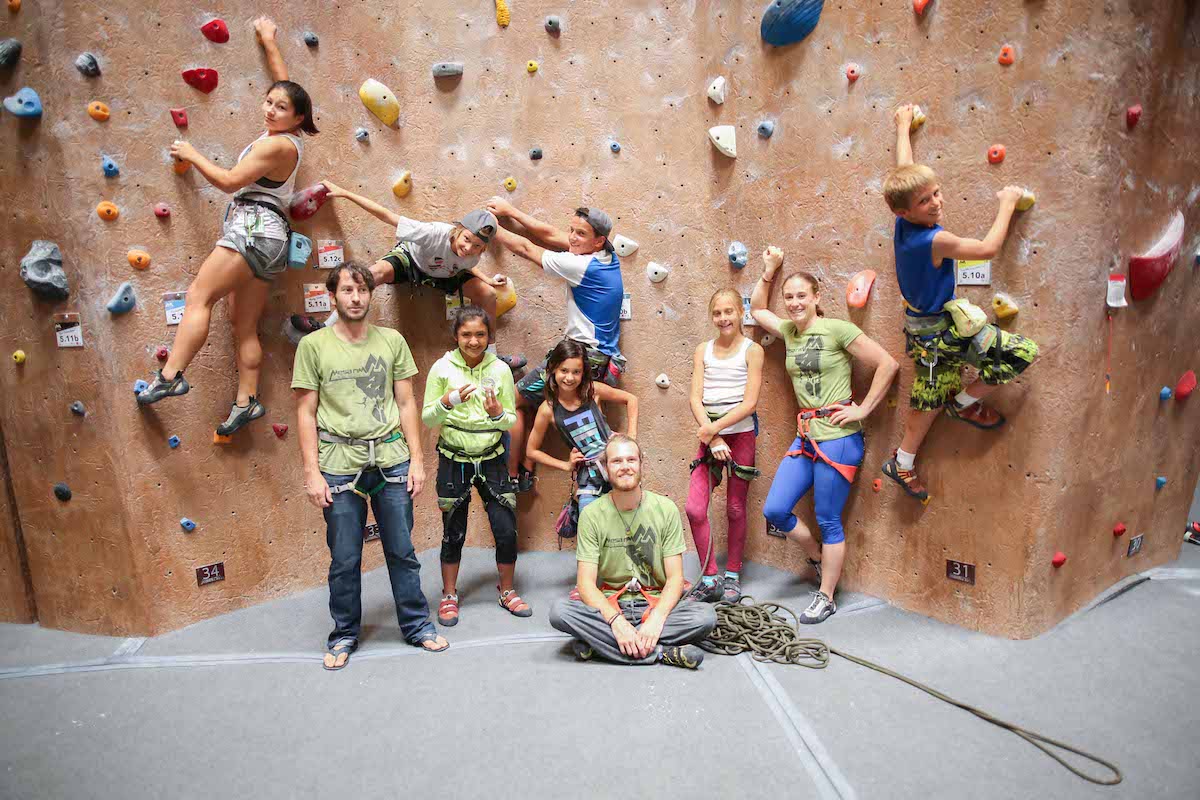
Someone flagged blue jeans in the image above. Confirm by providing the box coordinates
[762,433,864,545]
[322,462,435,647]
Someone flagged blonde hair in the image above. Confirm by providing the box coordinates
[708,287,743,317]
[883,164,938,211]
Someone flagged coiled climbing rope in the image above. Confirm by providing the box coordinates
[700,597,1123,786]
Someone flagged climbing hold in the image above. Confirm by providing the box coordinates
[133,379,148,394]
[997,45,1015,66]
[432,62,464,78]
[845,63,861,82]
[503,176,518,192]
[127,249,151,270]
[761,334,776,347]
[727,241,749,268]
[526,60,539,74]
[1126,104,1142,130]
[12,350,25,364]
[992,292,1019,319]
[913,0,932,14]
[106,281,136,315]
[173,157,191,175]
[101,156,120,178]
[872,478,882,493]
[181,68,219,93]
[392,171,412,199]
[354,127,369,142]
[3,87,42,117]
[170,107,188,128]
[358,78,400,127]
[155,346,169,361]
[1129,210,1184,300]
[987,144,1005,164]
[213,432,232,444]
[545,15,561,33]
[760,0,825,47]
[757,120,775,138]
[272,423,289,438]
[1175,370,1196,399]
[20,240,68,300]
[7,0,17,11]
[529,147,543,160]
[495,278,518,317]
[1156,476,1167,490]
[0,38,20,70]
[289,183,331,220]
[1159,386,1173,401]
[53,483,72,502]
[609,141,621,153]
[303,31,319,47]
[69,401,85,416]
[708,125,737,158]
[1051,551,1067,568]
[180,517,197,532]
[74,52,101,77]
[495,0,511,27]
[612,235,639,258]
[168,435,181,449]
[846,270,877,309]
[87,101,110,121]
[288,233,312,268]
[1113,522,1126,537]
[707,76,727,104]
[1016,189,1036,211]
[200,19,229,44]
[646,262,669,283]
[154,203,171,218]
[655,373,671,389]
[910,105,926,132]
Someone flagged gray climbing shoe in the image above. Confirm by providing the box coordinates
[137,370,189,406]
[687,578,723,603]
[799,590,837,625]
[660,644,705,669]
[216,396,265,436]
[571,639,595,661]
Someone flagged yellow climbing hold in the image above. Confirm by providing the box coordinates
[494,0,510,27]
[1016,189,1036,212]
[12,350,26,364]
[495,278,517,317]
[910,105,927,132]
[503,176,517,192]
[127,249,152,270]
[358,78,400,128]
[992,292,1019,320]
[392,170,412,199]
[87,101,110,121]
[526,60,539,74]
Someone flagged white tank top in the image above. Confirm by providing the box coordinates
[702,337,755,435]
[232,131,303,209]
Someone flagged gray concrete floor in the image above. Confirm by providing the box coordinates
[2,543,1198,800]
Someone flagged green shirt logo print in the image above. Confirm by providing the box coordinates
[354,353,391,424]
[794,337,824,397]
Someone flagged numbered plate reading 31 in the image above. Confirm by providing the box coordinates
[946,559,976,585]
[196,561,226,587]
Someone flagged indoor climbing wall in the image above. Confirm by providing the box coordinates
[1,1,1197,637]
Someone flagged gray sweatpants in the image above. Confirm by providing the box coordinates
[549,597,717,665]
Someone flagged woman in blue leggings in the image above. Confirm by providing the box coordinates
[750,247,898,623]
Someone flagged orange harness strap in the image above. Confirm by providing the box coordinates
[602,579,659,623]
[785,399,859,484]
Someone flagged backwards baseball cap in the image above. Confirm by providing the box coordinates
[458,209,498,243]
[575,206,614,252]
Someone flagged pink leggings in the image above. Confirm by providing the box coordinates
[685,430,757,576]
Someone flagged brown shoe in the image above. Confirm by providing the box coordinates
[881,452,929,502]
[944,401,1005,430]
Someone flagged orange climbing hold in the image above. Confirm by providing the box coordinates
[96,201,119,221]
[872,478,882,493]
[87,101,110,121]
[213,432,233,445]
[173,157,191,175]
[913,0,931,15]
[127,250,151,270]
[7,0,19,12]
[998,45,1015,66]
[987,144,1006,164]
[846,270,876,308]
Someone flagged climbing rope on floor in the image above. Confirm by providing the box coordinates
[701,597,1123,786]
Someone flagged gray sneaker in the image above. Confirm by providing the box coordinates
[136,370,190,405]
[687,578,724,603]
[799,590,836,624]
[216,396,266,436]
[660,644,705,669]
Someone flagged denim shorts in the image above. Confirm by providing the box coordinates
[216,202,289,281]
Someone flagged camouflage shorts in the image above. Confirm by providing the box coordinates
[907,326,1039,410]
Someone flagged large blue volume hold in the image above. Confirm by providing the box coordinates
[760,0,825,47]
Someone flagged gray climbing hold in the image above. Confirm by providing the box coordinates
[74,52,101,77]
[545,15,561,33]
[106,281,136,315]
[432,61,464,78]
[354,127,369,142]
[757,120,775,138]
[20,240,68,300]
[54,482,72,502]
[0,38,21,70]
[69,401,86,416]
[530,147,543,160]
[101,156,119,178]
[610,141,621,153]
[728,241,748,268]
[303,31,319,47]
[3,87,41,117]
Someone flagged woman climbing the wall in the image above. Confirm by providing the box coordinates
[136,17,318,436]
[751,247,899,624]
[685,289,765,605]
[421,305,530,626]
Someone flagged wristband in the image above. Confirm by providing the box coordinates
[607,613,621,627]
[448,390,464,407]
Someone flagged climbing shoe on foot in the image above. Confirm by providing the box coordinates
[722,575,742,603]
[216,396,266,436]
[498,353,528,372]
[289,313,326,336]
[136,370,189,406]
[806,558,823,584]
[660,644,705,669]
[944,401,1005,430]
[571,639,595,661]
[687,578,723,603]
[799,590,837,625]
[881,452,929,502]
[515,465,537,494]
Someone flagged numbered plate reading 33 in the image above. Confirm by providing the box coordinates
[946,559,976,585]
[956,260,991,286]
[196,561,226,587]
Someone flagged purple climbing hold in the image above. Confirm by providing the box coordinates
[288,183,331,221]
[0,38,21,70]
[74,51,101,77]
[53,482,72,502]
[20,240,68,300]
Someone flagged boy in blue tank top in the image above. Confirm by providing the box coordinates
[879,104,1039,502]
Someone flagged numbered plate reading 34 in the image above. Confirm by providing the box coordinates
[946,559,976,585]
[196,561,226,587]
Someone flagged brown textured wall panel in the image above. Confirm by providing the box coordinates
[0,1,1195,637]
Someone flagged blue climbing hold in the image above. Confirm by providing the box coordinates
[757,120,776,138]
[168,435,181,449]
[1159,386,1173,401]
[610,141,621,153]
[288,232,312,269]
[354,127,369,142]
[728,241,749,268]
[3,87,42,117]
[530,147,543,160]
[1155,476,1167,490]
[133,379,148,394]
[101,156,119,178]
[760,0,825,47]
[107,281,136,315]
[180,517,196,532]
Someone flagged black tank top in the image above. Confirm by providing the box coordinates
[552,397,611,494]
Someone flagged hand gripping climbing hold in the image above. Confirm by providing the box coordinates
[612,235,639,258]
[708,125,737,158]
[180,518,197,532]
[133,379,148,394]
[1175,370,1196,399]
[432,62,464,78]
[354,127,369,142]
[106,282,136,315]
[545,15,561,34]
[757,120,775,138]
[74,52,101,77]
[655,373,671,389]
[494,0,510,27]
[54,483,72,502]
[182,68,219,93]
[1126,104,1142,129]
[0,38,20,70]
[168,435,181,448]
[1156,476,1167,490]
[1113,522,1126,537]
[289,183,331,221]
[170,108,188,127]
[910,105,927,132]
[526,60,539,74]
[272,423,289,438]
[991,292,1019,319]
[610,141,621,153]
[96,201,119,221]
[156,346,169,361]
[201,19,229,43]
[70,401,86,416]
[3,87,42,117]
[1016,189,1036,211]
[392,171,412,199]
[304,32,319,47]
[12,350,25,364]
[1051,551,1067,568]
[846,270,877,309]
[154,203,170,218]
[289,233,312,268]
[101,156,119,178]
[913,0,932,15]
[88,101,110,121]
[845,63,861,82]
[173,157,191,175]
[503,176,518,192]
[358,78,399,127]
[495,278,517,317]
[987,144,1005,164]
[646,262,669,283]
[997,45,1015,66]
[707,76,727,104]
[20,240,68,300]
[760,0,825,47]
[1129,210,1184,300]
[727,241,749,268]
[128,249,152,270]
[529,147,543,160]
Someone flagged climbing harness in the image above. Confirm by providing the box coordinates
[784,400,859,484]
[435,422,507,462]
[689,450,761,487]
[904,309,1003,388]
[603,578,662,624]
[318,429,406,499]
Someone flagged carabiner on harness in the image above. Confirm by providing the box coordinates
[319,429,406,500]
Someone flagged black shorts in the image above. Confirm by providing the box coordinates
[382,242,473,295]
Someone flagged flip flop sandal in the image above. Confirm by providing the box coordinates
[437,594,460,627]
[323,637,357,671]
[498,588,533,618]
[944,401,1006,430]
[412,631,449,653]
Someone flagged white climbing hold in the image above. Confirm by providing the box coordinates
[727,241,748,268]
[655,373,671,389]
[613,234,639,258]
[761,334,777,347]
[707,76,727,104]
[646,262,668,283]
[708,125,737,158]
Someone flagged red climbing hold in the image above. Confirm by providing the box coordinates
[272,423,289,438]
[154,203,171,218]
[1051,551,1067,568]
[182,68,219,94]
[1112,522,1127,538]
[201,19,229,44]
[872,478,882,493]
[1176,370,1196,399]
[913,0,932,15]
[997,45,1015,66]
[289,183,331,221]
[987,144,1006,164]
[845,63,860,82]
[156,346,169,361]
[170,107,188,128]
[1125,104,1142,129]
[1129,210,1184,300]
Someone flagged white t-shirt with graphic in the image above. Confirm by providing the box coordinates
[540,249,624,356]
[394,217,481,279]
